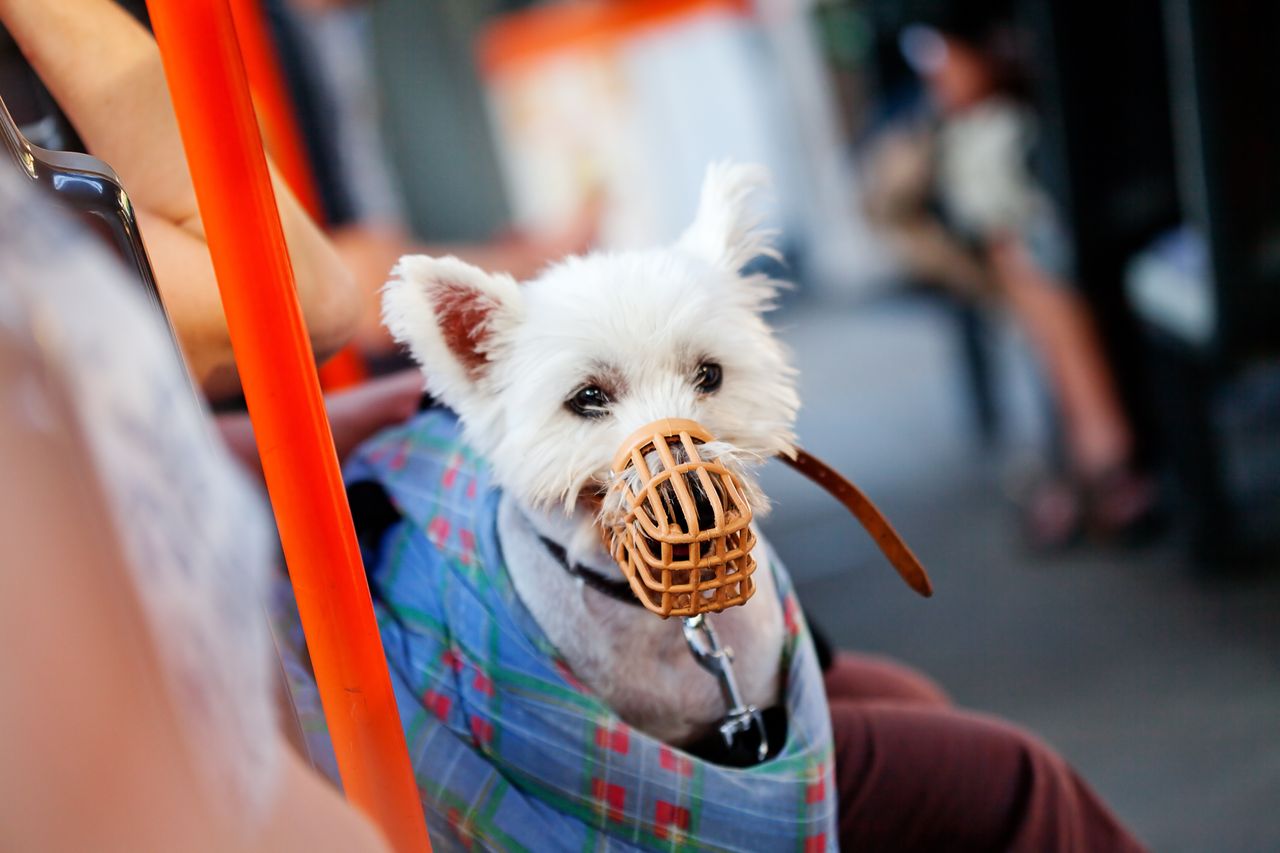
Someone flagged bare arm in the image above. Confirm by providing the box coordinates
[0,0,359,396]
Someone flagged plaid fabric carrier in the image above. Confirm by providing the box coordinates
[284,409,836,852]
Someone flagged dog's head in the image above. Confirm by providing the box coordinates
[383,163,799,555]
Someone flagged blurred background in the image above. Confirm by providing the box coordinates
[4,0,1278,849]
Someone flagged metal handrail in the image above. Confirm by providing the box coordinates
[0,94,164,317]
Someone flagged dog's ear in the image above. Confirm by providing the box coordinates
[382,255,522,392]
[677,161,779,274]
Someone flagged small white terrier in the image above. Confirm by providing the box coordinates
[382,162,800,745]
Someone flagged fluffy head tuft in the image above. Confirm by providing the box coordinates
[677,160,781,275]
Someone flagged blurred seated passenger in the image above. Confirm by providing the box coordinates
[1,0,430,465]
[0,170,390,853]
[0,0,359,400]
[862,8,1156,547]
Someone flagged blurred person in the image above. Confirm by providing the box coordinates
[0,0,431,464]
[0,0,361,400]
[862,6,1157,547]
[1,0,592,394]
[0,169,391,852]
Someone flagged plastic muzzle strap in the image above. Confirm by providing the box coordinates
[604,419,757,618]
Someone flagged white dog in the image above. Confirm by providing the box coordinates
[382,162,800,747]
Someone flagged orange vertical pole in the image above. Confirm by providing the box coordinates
[145,2,430,850]
[227,0,368,390]
[226,0,325,222]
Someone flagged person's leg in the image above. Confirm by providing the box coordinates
[823,652,951,707]
[830,701,1146,852]
[989,240,1157,541]
[989,240,1133,479]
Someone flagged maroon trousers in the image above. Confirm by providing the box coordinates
[824,654,1147,852]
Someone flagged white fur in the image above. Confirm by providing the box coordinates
[678,160,781,274]
[383,162,800,744]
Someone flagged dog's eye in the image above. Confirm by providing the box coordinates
[694,362,723,394]
[566,385,612,418]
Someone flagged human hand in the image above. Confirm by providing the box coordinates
[323,369,425,462]
[216,370,425,477]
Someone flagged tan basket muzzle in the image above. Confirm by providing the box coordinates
[603,418,757,618]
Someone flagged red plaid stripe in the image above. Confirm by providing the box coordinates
[442,453,462,488]
[806,763,826,803]
[654,800,691,839]
[595,723,630,754]
[470,715,493,744]
[472,670,494,696]
[659,745,694,776]
[422,689,451,720]
[591,778,626,823]
[427,515,451,547]
[446,807,474,850]
[554,659,587,691]
[458,527,476,564]
[784,595,800,636]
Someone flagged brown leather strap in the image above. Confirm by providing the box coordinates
[780,449,933,598]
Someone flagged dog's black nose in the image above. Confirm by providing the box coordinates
[660,471,719,534]
[642,438,727,535]
[691,478,719,531]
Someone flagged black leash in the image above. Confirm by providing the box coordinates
[538,535,643,608]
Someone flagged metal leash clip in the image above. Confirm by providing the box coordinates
[681,614,769,763]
